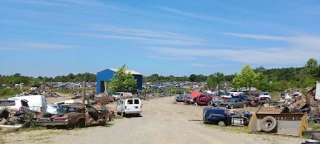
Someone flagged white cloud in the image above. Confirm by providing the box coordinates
[146,43,320,65]
[0,42,76,50]
[93,25,206,42]
[158,6,240,25]
[189,63,226,68]
[220,32,320,51]
[72,32,209,46]
[24,42,75,49]
[220,33,287,41]
[147,55,196,60]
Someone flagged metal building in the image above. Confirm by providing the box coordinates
[96,68,143,94]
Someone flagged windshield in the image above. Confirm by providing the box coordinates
[226,99,235,102]
[114,92,122,95]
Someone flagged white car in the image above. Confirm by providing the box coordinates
[0,99,31,115]
[116,98,142,117]
[9,95,47,113]
[259,92,271,99]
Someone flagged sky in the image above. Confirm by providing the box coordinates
[0,0,319,77]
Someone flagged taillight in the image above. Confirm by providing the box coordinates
[55,117,67,120]
[125,106,127,109]
[18,107,24,112]
[140,106,142,109]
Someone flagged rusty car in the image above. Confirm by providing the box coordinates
[35,104,112,129]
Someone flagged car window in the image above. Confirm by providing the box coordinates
[86,106,97,113]
[226,99,234,102]
[21,100,29,107]
[134,99,140,104]
[0,100,15,106]
[127,99,133,104]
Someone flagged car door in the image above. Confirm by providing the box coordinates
[234,99,239,108]
[116,100,121,112]
[125,99,134,112]
[238,99,243,107]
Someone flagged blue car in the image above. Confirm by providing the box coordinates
[203,107,252,126]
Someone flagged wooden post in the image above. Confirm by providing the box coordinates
[82,81,85,104]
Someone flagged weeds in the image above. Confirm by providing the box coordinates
[202,122,248,133]
[309,121,320,131]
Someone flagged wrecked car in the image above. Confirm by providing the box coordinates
[209,97,224,107]
[0,99,32,125]
[218,98,248,109]
[175,94,187,102]
[203,107,252,126]
[35,104,112,129]
[196,94,211,105]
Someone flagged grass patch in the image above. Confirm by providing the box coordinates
[0,132,5,144]
[270,91,281,101]
[114,115,124,119]
[309,121,320,131]
[202,122,248,133]
[56,89,74,94]
[18,126,46,133]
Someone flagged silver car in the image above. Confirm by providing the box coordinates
[46,104,60,114]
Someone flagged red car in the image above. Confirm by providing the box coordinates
[196,95,211,105]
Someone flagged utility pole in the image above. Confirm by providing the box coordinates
[82,81,85,104]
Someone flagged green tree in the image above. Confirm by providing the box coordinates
[234,65,260,95]
[108,64,137,92]
[207,72,225,95]
[305,58,318,69]
[189,74,196,82]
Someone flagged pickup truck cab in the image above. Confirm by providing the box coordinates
[116,98,142,117]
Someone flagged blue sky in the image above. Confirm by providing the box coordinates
[0,0,319,77]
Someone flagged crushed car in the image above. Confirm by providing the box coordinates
[203,107,252,126]
[35,104,113,129]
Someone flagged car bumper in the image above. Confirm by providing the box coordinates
[35,120,68,126]
[124,110,142,114]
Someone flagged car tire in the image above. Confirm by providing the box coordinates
[76,119,86,128]
[229,105,234,109]
[260,116,277,132]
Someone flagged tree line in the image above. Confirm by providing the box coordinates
[1,58,319,92]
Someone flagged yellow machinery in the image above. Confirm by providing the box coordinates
[248,102,309,137]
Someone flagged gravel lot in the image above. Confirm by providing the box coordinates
[3,96,304,144]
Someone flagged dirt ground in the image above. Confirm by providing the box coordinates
[2,96,304,144]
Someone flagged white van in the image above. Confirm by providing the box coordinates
[9,95,47,113]
[116,98,142,117]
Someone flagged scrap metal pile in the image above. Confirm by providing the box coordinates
[248,86,320,137]
[0,106,33,133]
[20,85,61,98]
[136,87,184,100]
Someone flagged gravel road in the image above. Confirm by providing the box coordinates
[4,96,304,144]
